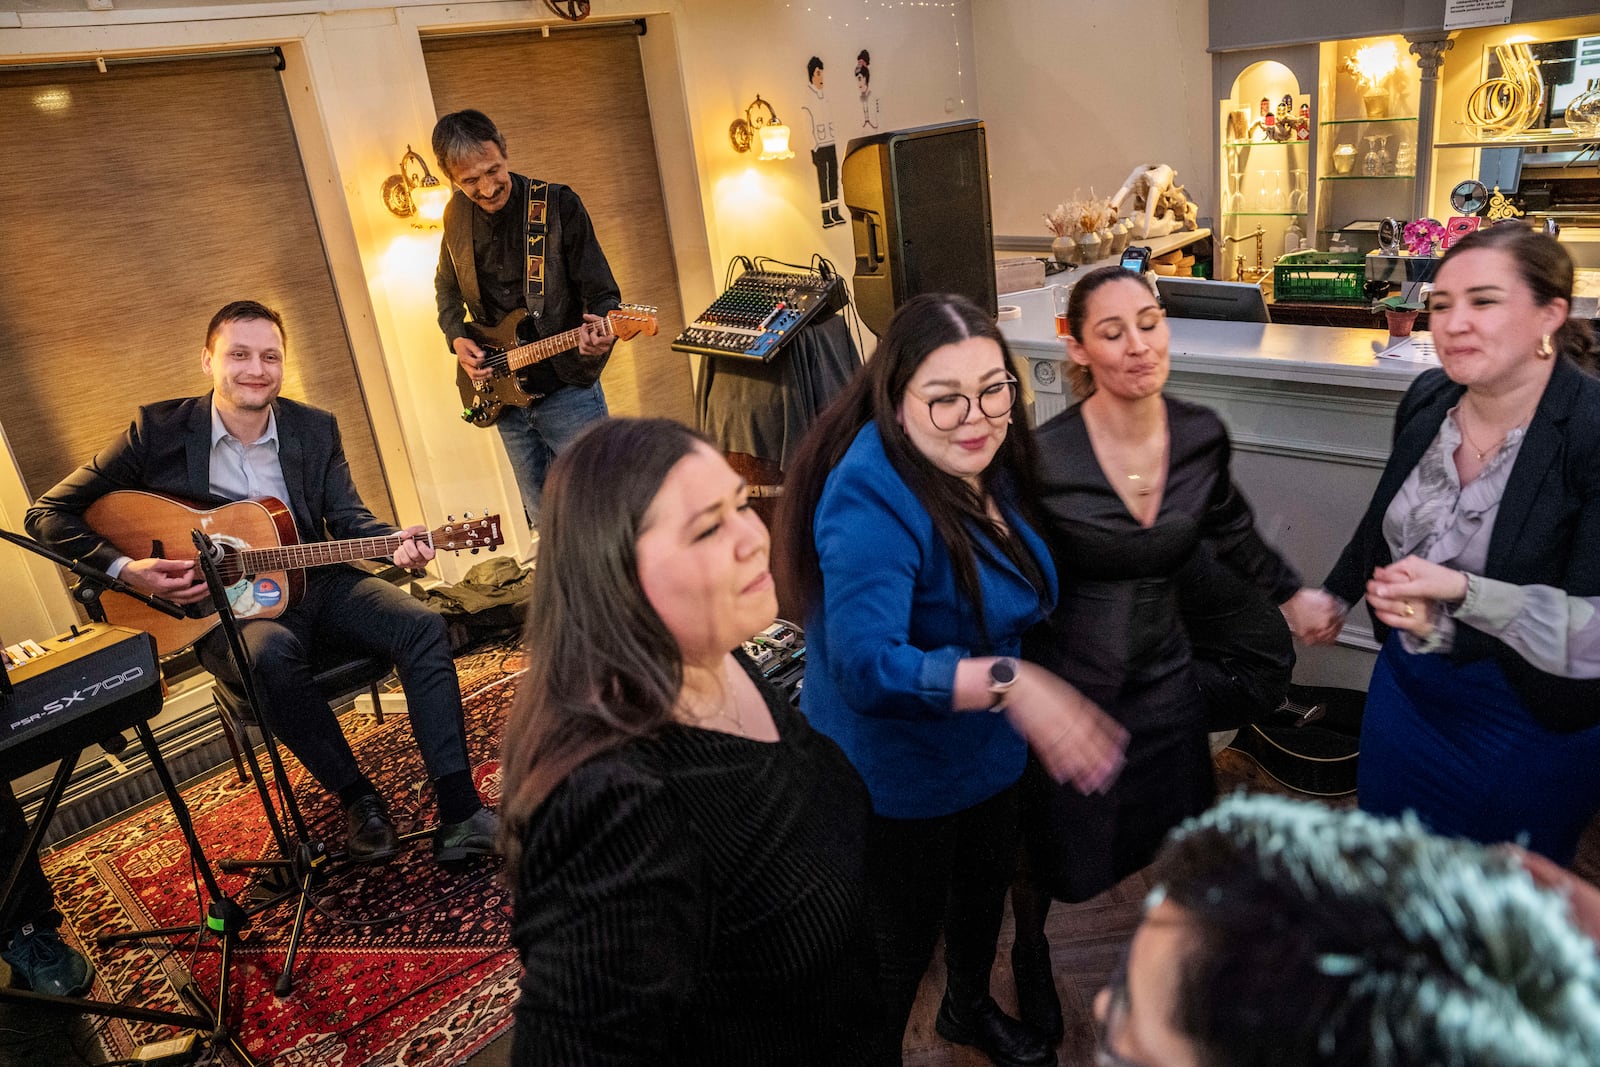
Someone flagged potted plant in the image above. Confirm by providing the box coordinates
[1374,293,1425,337]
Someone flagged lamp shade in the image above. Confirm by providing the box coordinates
[413,180,451,221]
[758,122,795,161]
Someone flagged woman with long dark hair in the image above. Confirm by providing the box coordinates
[499,417,880,1065]
[1302,223,1600,864]
[777,292,1126,1067]
[1009,266,1319,1044]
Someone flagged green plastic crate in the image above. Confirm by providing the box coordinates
[1272,251,1366,304]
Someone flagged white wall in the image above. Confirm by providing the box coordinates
[972,0,1214,238]
[667,0,981,276]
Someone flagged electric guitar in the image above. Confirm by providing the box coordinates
[82,491,504,655]
[458,304,659,428]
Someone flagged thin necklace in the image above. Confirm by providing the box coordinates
[684,660,744,734]
[1458,402,1531,462]
[1457,420,1503,462]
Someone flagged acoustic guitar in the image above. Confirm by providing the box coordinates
[458,304,659,428]
[82,491,504,655]
[1226,687,1362,798]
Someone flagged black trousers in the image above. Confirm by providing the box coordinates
[197,566,471,799]
[866,785,1020,1064]
[1,780,57,937]
[812,144,840,204]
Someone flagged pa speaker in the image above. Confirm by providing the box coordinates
[842,120,996,336]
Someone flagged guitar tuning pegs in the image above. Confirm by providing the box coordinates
[464,511,474,519]
[471,547,480,554]
[447,515,455,523]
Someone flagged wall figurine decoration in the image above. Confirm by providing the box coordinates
[802,56,844,229]
[855,50,880,131]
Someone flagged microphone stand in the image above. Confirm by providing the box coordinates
[179,528,356,998]
[0,527,188,624]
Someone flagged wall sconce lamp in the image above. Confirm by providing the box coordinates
[729,95,795,161]
[380,144,452,223]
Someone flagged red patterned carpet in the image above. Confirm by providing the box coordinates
[42,637,527,1065]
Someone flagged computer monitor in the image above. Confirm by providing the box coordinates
[1156,277,1270,323]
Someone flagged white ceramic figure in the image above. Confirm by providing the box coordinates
[1109,163,1196,239]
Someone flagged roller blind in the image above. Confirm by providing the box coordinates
[423,25,693,422]
[0,53,395,525]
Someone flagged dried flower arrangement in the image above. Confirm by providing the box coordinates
[1044,204,1072,238]
[1044,190,1115,240]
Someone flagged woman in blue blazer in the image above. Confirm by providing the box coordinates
[778,293,1126,1067]
[1303,224,1600,864]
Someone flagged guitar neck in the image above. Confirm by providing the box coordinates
[503,323,588,372]
[239,532,413,574]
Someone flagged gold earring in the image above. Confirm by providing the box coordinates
[1539,333,1555,359]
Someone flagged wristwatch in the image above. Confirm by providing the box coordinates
[987,657,1020,711]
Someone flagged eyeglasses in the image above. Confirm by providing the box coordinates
[1095,947,1153,1067]
[918,377,1019,431]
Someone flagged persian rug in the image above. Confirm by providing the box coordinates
[42,637,527,1065]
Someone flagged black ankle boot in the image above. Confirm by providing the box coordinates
[1011,936,1064,1044]
[935,991,1057,1067]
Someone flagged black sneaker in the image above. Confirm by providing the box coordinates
[345,793,399,864]
[935,991,1056,1067]
[2,922,94,997]
[433,807,499,862]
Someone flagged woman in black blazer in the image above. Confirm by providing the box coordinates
[1304,224,1600,864]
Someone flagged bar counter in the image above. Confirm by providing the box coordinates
[998,283,1432,691]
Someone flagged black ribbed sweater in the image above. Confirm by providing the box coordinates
[509,663,881,1065]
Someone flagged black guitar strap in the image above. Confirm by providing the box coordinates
[523,179,550,326]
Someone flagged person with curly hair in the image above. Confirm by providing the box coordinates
[1099,792,1600,1067]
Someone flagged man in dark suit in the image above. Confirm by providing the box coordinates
[25,300,496,864]
[432,108,622,529]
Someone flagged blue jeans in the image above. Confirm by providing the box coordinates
[494,381,608,528]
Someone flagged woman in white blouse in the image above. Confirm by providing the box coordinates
[1300,223,1600,864]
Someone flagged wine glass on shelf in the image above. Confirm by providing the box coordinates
[1253,169,1268,212]
[1227,164,1245,214]
[1268,170,1286,212]
[1362,136,1382,177]
[1287,168,1308,213]
[1376,135,1394,175]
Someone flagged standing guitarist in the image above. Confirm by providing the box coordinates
[25,301,497,866]
[432,108,622,529]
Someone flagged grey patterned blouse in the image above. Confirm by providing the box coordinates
[1379,405,1600,678]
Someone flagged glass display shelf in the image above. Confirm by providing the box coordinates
[1222,211,1308,217]
[1434,128,1600,149]
[1223,139,1310,147]
[1320,116,1419,126]
[1318,174,1416,181]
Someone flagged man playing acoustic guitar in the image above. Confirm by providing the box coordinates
[25,301,497,865]
[432,108,623,529]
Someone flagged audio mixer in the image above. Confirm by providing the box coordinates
[672,268,847,362]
